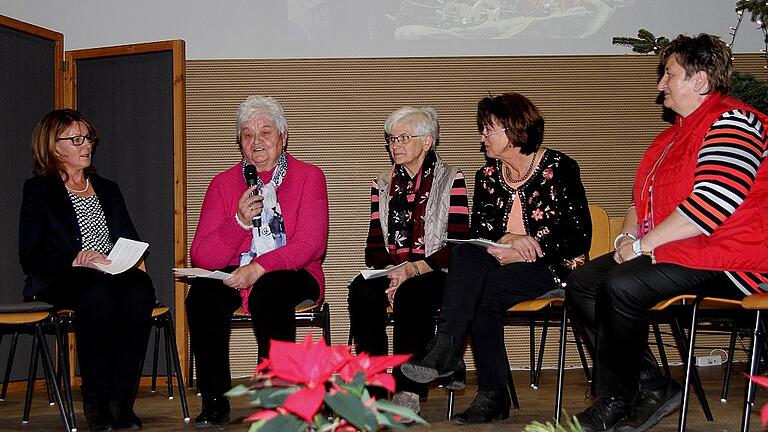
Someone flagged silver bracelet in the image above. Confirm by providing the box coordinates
[234,212,252,230]
[613,232,637,250]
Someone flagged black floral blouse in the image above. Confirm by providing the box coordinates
[471,148,592,285]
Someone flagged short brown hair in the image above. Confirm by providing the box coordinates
[31,109,98,181]
[660,33,732,95]
[477,93,544,155]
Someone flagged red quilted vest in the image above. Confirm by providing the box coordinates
[632,93,768,273]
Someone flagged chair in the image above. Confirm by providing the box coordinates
[739,286,768,432]
[0,302,74,432]
[511,204,611,423]
[649,294,742,431]
[187,300,332,389]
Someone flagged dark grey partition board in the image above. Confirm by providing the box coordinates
[73,51,176,318]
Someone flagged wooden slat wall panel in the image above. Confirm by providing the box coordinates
[186,54,765,376]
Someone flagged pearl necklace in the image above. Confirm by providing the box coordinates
[65,178,90,194]
[503,151,537,183]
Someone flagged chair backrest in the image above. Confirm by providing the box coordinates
[588,205,611,260]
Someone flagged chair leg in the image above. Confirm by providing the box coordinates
[35,323,72,432]
[188,349,196,391]
[507,367,519,410]
[446,389,454,420]
[321,303,332,345]
[676,301,713,432]
[529,318,536,387]
[554,306,567,424]
[571,320,592,382]
[652,322,672,377]
[52,316,76,430]
[742,309,762,432]
[23,333,40,423]
[533,316,550,389]
[721,324,737,402]
[164,319,174,399]
[165,312,191,421]
[1,332,20,401]
[151,323,161,393]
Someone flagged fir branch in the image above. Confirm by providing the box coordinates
[612,29,669,54]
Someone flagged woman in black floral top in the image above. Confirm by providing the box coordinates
[402,93,591,424]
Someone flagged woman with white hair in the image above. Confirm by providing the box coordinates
[185,96,328,428]
[347,106,469,417]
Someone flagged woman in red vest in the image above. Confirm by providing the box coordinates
[567,34,768,432]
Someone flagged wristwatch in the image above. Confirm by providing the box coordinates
[632,239,643,257]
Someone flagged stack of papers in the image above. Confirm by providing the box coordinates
[360,262,408,280]
[447,238,513,248]
[91,238,149,275]
[173,268,232,280]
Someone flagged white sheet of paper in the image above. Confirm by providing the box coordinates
[360,261,408,280]
[91,237,149,275]
[173,267,232,280]
[447,238,513,248]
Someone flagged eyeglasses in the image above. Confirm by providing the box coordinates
[481,127,507,138]
[385,133,425,145]
[56,135,97,146]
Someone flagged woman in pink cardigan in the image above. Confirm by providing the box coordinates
[185,96,328,428]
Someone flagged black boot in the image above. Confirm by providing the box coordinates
[84,402,113,431]
[400,333,462,384]
[452,389,511,424]
[108,400,142,430]
[194,396,230,428]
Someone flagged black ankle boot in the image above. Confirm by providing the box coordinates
[194,396,230,428]
[453,389,511,425]
[400,333,462,384]
[108,400,142,430]
[84,402,113,431]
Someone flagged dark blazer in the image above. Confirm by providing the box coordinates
[19,173,140,297]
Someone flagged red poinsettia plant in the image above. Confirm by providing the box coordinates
[747,374,768,427]
[227,333,427,431]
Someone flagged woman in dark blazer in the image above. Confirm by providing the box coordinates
[19,109,155,431]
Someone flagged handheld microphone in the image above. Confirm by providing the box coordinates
[243,165,261,228]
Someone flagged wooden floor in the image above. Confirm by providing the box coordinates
[0,365,763,431]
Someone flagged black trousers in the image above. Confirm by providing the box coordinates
[348,271,445,397]
[185,267,319,399]
[440,244,555,391]
[37,267,155,405]
[566,253,744,400]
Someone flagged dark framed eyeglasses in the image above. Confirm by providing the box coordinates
[56,135,97,146]
[384,132,425,145]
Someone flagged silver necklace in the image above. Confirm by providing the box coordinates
[503,152,537,183]
[65,178,90,193]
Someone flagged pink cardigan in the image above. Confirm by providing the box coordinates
[190,154,328,311]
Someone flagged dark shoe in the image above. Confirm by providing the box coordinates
[614,379,682,431]
[441,358,466,391]
[194,397,230,429]
[108,400,143,430]
[452,389,511,425]
[575,397,629,432]
[84,402,114,431]
[400,333,462,384]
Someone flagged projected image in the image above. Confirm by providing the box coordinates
[389,0,634,39]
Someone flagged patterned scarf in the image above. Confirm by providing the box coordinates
[387,150,436,264]
[240,152,288,262]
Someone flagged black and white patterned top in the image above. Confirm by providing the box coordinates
[68,191,113,254]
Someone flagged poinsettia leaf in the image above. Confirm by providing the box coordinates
[283,385,326,423]
[226,384,252,397]
[325,390,379,431]
[252,387,298,408]
[374,399,428,425]
[245,409,279,423]
[375,411,407,430]
[368,372,396,393]
[762,401,768,426]
[746,374,768,388]
[256,413,308,432]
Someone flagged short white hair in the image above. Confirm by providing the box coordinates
[384,106,440,148]
[236,96,288,140]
